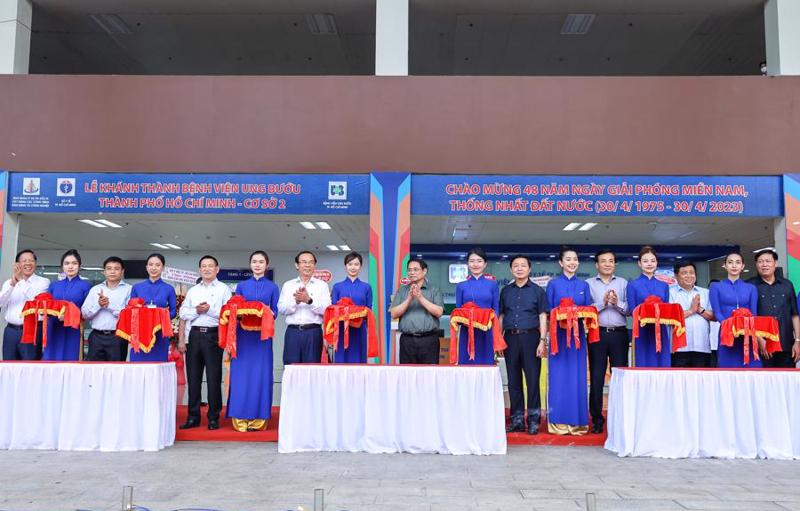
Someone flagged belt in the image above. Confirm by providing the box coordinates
[192,326,219,334]
[504,328,537,335]
[93,329,117,336]
[402,330,438,338]
[601,326,627,333]
[287,323,321,330]
[5,323,22,330]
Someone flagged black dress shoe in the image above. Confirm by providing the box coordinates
[506,421,524,433]
[591,419,604,434]
[527,415,540,435]
[179,419,200,430]
[207,420,220,430]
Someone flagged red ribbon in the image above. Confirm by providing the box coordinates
[632,295,687,353]
[322,298,379,363]
[217,295,276,359]
[719,308,781,365]
[548,298,600,356]
[21,292,82,348]
[116,298,174,353]
[449,302,506,364]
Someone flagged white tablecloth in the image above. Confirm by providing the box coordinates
[0,362,176,451]
[605,368,800,459]
[278,364,507,455]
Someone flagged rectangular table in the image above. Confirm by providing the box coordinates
[605,368,800,459]
[278,364,507,455]
[0,361,176,451]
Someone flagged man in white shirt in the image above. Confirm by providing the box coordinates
[669,261,715,367]
[278,251,331,364]
[179,255,232,431]
[0,249,50,360]
[81,256,132,361]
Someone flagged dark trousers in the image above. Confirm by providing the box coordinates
[588,327,629,423]
[503,329,541,420]
[399,332,440,364]
[87,330,128,362]
[283,325,323,364]
[187,328,223,422]
[2,324,41,360]
[761,350,797,368]
[710,349,718,368]
[671,351,711,368]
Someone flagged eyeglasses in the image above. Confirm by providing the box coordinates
[407,268,422,273]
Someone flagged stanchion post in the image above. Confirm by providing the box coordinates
[313,488,325,511]
[121,486,133,511]
[586,492,597,511]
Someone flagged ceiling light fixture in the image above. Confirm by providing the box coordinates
[339,245,351,251]
[95,219,123,228]
[326,245,339,251]
[316,222,331,230]
[563,222,582,231]
[752,246,776,253]
[299,221,316,230]
[79,219,107,228]
[164,243,182,250]
[150,243,169,249]
[561,14,595,35]
[578,222,597,231]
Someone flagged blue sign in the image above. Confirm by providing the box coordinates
[411,175,783,217]
[7,173,369,215]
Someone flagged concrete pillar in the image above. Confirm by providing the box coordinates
[774,217,788,275]
[765,0,800,76]
[375,0,408,76]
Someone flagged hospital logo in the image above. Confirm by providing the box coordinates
[328,181,347,200]
[22,178,40,196]
[57,178,76,197]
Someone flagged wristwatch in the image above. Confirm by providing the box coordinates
[698,307,705,314]
[307,298,314,305]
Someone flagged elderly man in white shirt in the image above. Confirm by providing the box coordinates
[278,250,331,364]
[81,256,132,361]
[0,249,50,360]
[179,255,232,431]
[669,260,715,367]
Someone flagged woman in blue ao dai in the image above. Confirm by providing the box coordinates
[455,247,500,365]
[330,252,373,363]
[43,249,92,361]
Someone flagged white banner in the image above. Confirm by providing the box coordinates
[162,266,199,285]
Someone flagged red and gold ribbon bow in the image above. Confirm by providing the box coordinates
[321,297,379,363]
[218,295,276,359]
[449,302,506,364]
[21,292,82,348]
[719,308,781,365]
[116,298,174,353]
[632,295,687,353]
[548,298,600,355]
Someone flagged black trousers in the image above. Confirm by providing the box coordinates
[399,332,440,364]
[671,351,711,368]
[503,329,541,420]
[588,327,629,423]
[2,324,41,360]
[761,350,797,368]
[87,330,128,362]
[187,327,223,422]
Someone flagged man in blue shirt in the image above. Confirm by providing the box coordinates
[499,255,548,435]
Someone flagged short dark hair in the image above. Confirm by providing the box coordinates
[60,249,81,266]
[249,250,269,264]
[199,255,219,267]
[146,253,166,266]
[639,245,657,259]
[508,254,530,268]
[595,249,616,261]
[103,256,124,269]
[558,245,577,261]
[467,247,487,262]
[754,249,779,262]
[344,252,363,266]
[295,251,317,264]
[407,258,428,271]
[673,260,696,275]
[15,249,36,262]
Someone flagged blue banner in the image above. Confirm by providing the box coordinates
[7,173,368,215]
[411,175,783,217]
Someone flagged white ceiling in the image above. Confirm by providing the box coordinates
[17,212,775,259]
[29,0,765,75]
